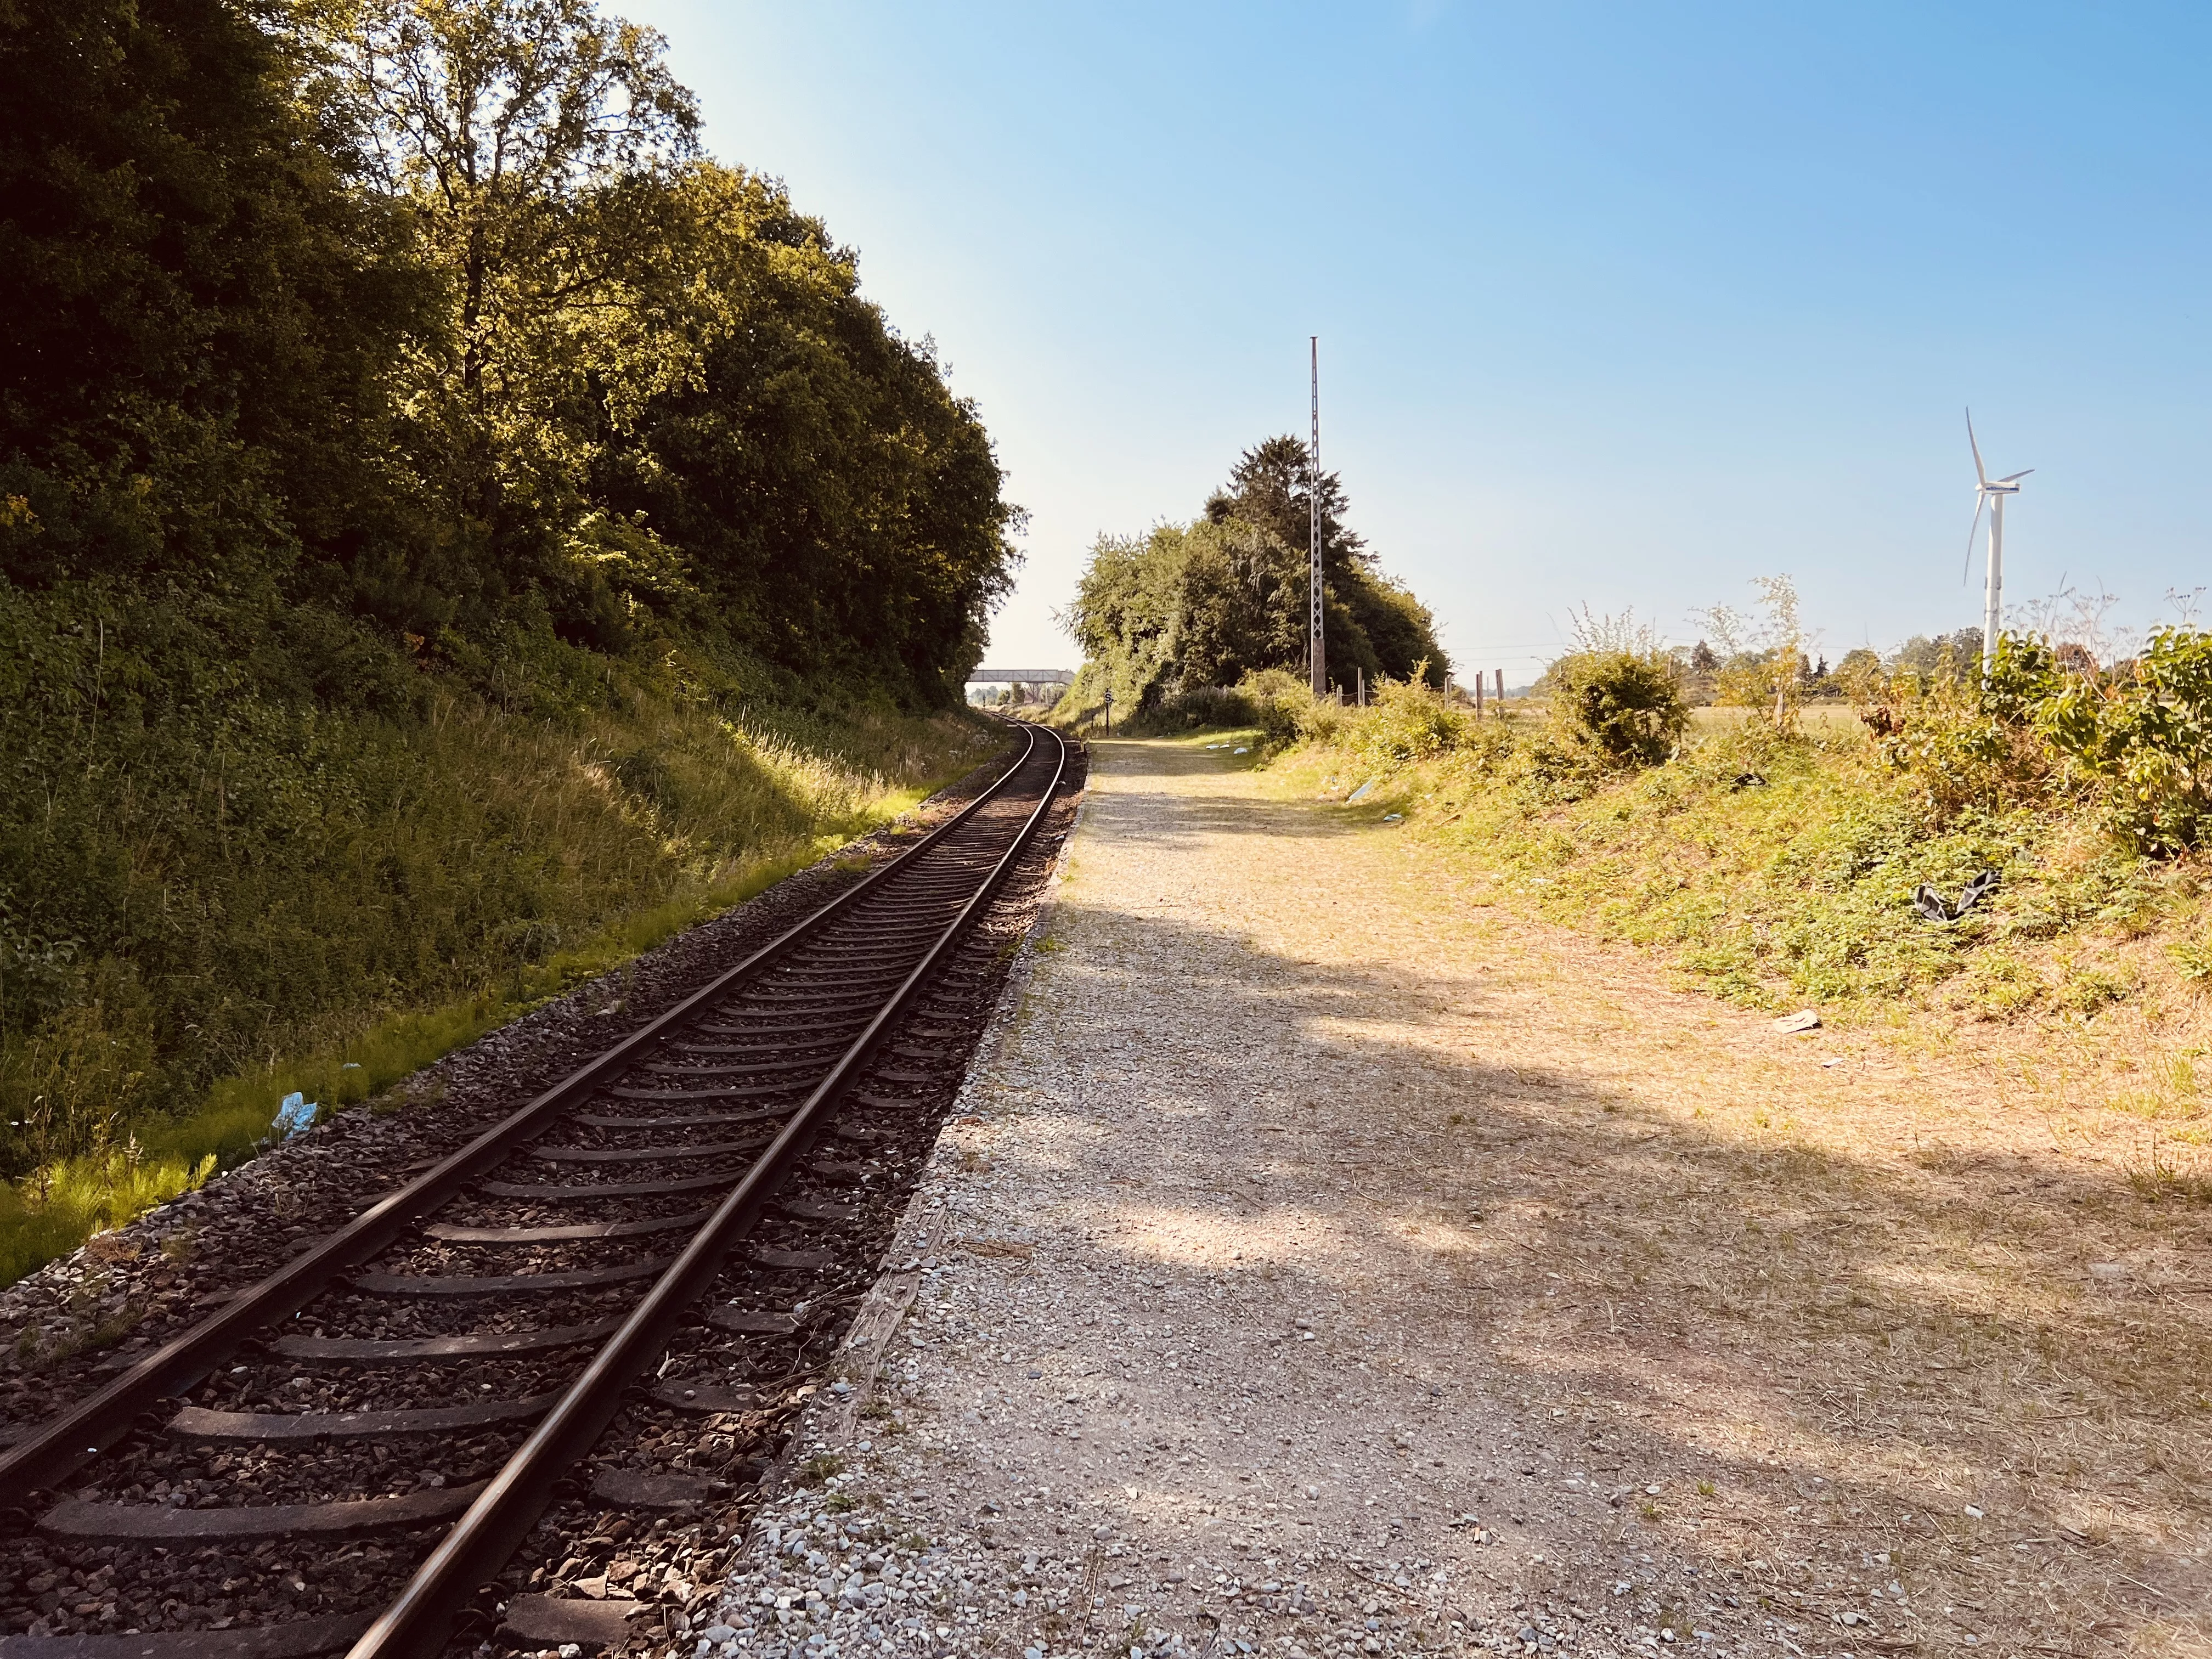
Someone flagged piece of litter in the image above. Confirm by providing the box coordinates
[1913,868,2000,924]
[1963,1504,1984,1519]
[1773,1009,1821,1034]
[1821,1057,1843,1068]
[1346,780,1375,803]
[271,1091,318,1139]
[1382,812,1402,822]
[1233,746,1249,754]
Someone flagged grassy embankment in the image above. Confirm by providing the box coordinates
[0,592,1005,1284]
[1169,695,2212,1194]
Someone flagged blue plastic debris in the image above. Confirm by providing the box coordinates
[272,1091,318,1139]
[1346,780,1375,803]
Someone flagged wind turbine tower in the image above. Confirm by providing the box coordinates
[1966,410,2033,675]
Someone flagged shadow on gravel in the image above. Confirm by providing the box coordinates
[996,738,2211,1653]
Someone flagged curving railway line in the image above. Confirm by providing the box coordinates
[0,722,1076,1658]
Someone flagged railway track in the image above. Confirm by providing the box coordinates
[0,722,1076,1657]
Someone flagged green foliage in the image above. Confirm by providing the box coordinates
[1692,577,1816,727]
[0,0,1022,1279]
[1203,436,1448,689]
[1254,616,2212,1028]
[1541,649,1688,771]
[1859,635,2062,825]
[2,0,1013,707]
[2039,627,2212,854]
[0,0,433,596]
[1345,673,1472,770]
[0,575,998,1280]
[1062,520,1299,719]
[1854,627,2212,855]
[600,163,1017,702]
[1063,439,1447,714]
[1277,710,2188,1019]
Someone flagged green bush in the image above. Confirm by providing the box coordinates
[1124,684,1257,735]
[1853,629,2212,853]
[1345,672,1470,770]
[1235,668,1341,749]
[2040,627,2212,853]
[1542,649,1688,770]
[1860,636,2063,826]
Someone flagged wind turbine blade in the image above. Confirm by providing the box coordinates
[1963,493,1987,585]
[1966,409,1989,487]
[1999,468,2034,482]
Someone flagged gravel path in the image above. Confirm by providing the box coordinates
[695,740,1749,1659]
[692,735,2210,1659]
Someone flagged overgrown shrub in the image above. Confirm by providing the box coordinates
[1342,670,1470,771]
[1542,649,1688,771]
[1858,636,2062,826]
[1237,668,1342,749]
[2041,627,2212,853]
[1125,684,1257,735]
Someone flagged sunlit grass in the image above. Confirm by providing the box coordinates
[0,706,995,1286]
[1263,707,2208,1034]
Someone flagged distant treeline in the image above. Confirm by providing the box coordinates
[1,0,1014,704]
[1064,437,1448,720]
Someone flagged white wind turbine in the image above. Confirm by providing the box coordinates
[1965,410,2033,674]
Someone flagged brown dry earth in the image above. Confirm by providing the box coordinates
[731,736,2210,1659]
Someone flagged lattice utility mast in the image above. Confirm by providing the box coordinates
[1309,337,1325,698]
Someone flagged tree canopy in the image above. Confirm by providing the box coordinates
[0,0,1013,708]
[1066,437,1446,713]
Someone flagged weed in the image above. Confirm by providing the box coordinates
[825,1492,856,1513]
[2169,935,2212,982]
[2058,967,2130,1015]
[2125,1143,2212,1204]
[799,1452,847,1485]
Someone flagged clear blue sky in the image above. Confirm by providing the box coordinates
[623,1,2212,684]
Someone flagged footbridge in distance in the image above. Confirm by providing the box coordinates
[967,667,1075,703]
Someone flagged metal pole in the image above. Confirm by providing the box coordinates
[1983,493,2005,676]
[1309,336,1325,698]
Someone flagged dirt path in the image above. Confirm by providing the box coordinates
[710,736,2210,1659]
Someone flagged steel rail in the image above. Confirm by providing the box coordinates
[0,726,1045,1511]
[349,723,1070,1656]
